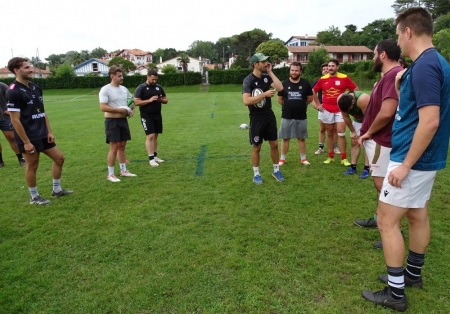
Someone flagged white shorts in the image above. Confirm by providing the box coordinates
[321,109,344,124]
[353,121,362,136]
[379,161,436,208]
[364,139,391,177]
[318,110,323,121]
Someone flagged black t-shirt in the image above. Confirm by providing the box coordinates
[277,78,313,120]
[134,82,166,115]
[242,73,274,119]
[6,81,47,142]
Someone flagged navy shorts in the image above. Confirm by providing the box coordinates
[0,115,14,132]
[17,137,56,153]
[105,118,131,143]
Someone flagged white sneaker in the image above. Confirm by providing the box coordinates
[301,159,310,165]
[278,159,286,166]
[154,157,165,163]
[315,148,324,155]
[107,174,121,182]
[334,147,341,154]
[149,160,159,167]
[120,170,137,177]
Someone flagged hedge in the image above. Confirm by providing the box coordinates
[0,72,202,89]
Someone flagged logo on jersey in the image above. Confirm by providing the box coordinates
[299,86,302,90]
[141,118,148,131]
[335,81,341,86]
[146,87,149,90]
[27,100,34,105]
[383,190,389,197]
[32,111,46,119]
[264,78,268,83]
[156,87,160,90]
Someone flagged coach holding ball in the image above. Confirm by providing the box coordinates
[242,53,284,185]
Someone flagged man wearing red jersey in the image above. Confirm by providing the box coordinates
[313,59,358,166]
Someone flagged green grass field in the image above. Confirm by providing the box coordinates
[1,85,449,313]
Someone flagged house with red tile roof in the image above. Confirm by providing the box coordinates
[287,45,373,64]
[0,66,51,79]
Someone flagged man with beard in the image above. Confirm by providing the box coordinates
[312,59,358,166]
[99,65,137,182]
[354,40,403,251]
[362,8,450,311]
[0,81,25,167]
[277,62,313,166]
[243,53,284,184]
[134,69,168,167]
[6,57,73,204]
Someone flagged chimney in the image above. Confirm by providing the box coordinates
[160,56,162,63]
[305,34,308,39]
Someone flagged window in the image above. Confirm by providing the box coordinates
[353,54,361,61]
[92,63,98,72]
[299,54,306,62]
[300,41,307,46]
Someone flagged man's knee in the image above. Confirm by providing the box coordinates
[337,132,346,137]
[269,141,278,149]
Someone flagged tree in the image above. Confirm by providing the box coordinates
[45,54,65,67]
[215,37,233,63]
[434,12,450,33]
[255,40,288,64]
[108,56,136,74]
[90,47,108,59]
[433,29,450,60]
[30,56,46,70]
[54,63,75,79]
[302,48,329,82]
[177,53,190,84]
[153,48,178,63]
[357,19,396,49]
[146,62,159,71]
[80,50,90,61]
[161,64,177,74]
[230,54,250,69]
[391,0,439,19]
[434,0,450,17]
[316,26,342,45]
[232,29,272,59]
[187,40,216,61]
[341,24,359,45]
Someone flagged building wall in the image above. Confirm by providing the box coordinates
[75,61,109,76]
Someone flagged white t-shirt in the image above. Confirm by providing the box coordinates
[99,84,132,108]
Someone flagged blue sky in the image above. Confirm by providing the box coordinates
[0,0,397,67]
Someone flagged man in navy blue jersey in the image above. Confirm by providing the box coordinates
[6,57,73,205]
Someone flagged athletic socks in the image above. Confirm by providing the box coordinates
[406,250,425,280]
[351,164,357,170]
[0,152,3,163]
[387,266,405,300]
[119,163,127,172]
[280,154,286,160]
[364,165,370,171]
[108,166,115,175]
[149,154,154,160]
[341,152,347,160]
[29,187,39,198]
[300,154,306,160]
[319,143,324,149]
[253,167,260,176]
[154,152,158,157]
[16,153,24,161]
[273,164,279,172]
[52,179,62,193]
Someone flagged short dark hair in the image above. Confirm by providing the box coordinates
[399,56,409,68]
[376,39,401,62]
[290,61,303,72]
[321,63,328,69]
[395,7,433,37]
[338,93,354,113]
[108,65,122,76]
[147,69,158,76]
[7,57,29,74]
[329,59,339,66]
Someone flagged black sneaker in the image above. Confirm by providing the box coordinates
[362,286,407,312]
[51,189,74,198]
[19,158,26,166]
[0,161,4,168]
[30,195,51,205]
[354,217,378,228]
[378,274,423,289]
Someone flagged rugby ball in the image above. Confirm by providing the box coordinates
[239,123,249,129]
[127,98,135,110]
[252,88,266,108]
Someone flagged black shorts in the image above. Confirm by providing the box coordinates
[105,118,131,143]
[249,115,278,146]
[0,115,14,132]
[140,113,162,135]
[17,137,57,153]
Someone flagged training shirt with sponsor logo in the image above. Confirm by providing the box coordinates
[134,82,166,115]
[313,72,357,113]
[243,73,274,120]
[6,81,48,142]
[278,78,313,120]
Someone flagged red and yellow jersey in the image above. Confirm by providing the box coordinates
[313,72,357,113]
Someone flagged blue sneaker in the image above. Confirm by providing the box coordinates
[253,174,263,185]
[343,167,357,175]
[272,171,284,182]
[359,169,370,179]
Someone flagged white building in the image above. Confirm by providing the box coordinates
[156,56,208,74]
[74,59,109,76]
[285,35,317,47]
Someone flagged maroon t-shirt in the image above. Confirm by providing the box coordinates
[360,66,402,147]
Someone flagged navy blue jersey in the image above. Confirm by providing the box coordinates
[6,81,47,142]
[391,48,450,171]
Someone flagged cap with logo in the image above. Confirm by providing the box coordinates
[250,53,269,65]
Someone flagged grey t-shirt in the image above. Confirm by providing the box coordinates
[0,82,8,121]
[99,84,132,108]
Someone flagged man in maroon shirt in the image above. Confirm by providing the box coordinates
[355,39,403,249]
[313,59,358,166]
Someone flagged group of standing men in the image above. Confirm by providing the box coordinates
[242,7,450,312]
